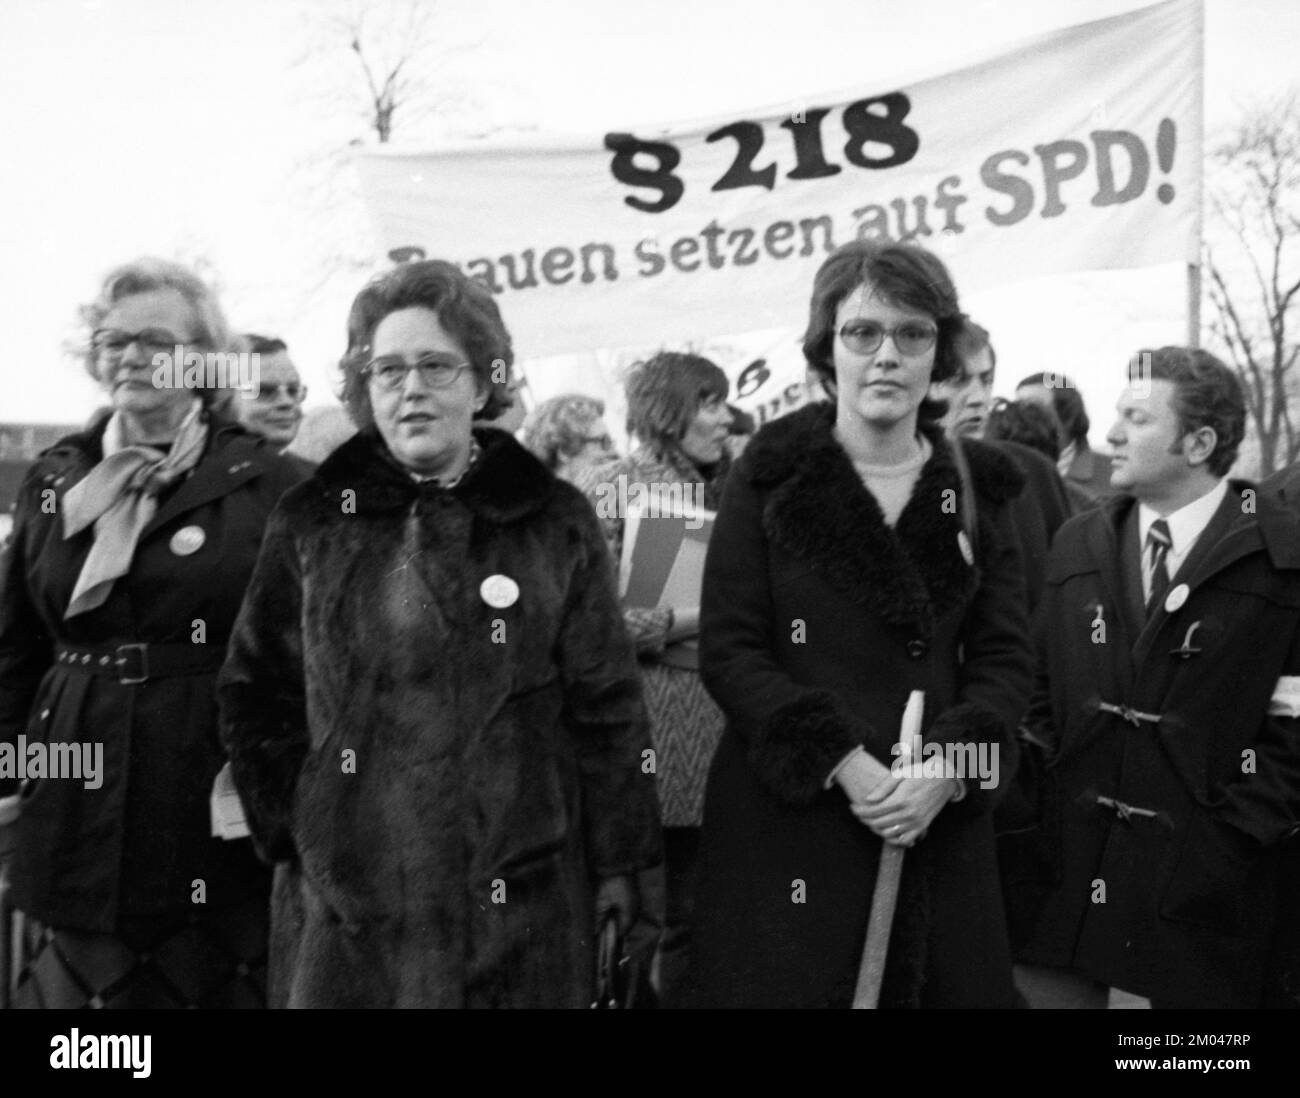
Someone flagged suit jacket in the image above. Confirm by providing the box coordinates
[1018,483,1300,1006]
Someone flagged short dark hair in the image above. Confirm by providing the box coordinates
[801,241,964,426]
[243,333,288,356]
[1016,371,1090,446]
[953,319,996,377]
[1142,346,1245,477]
[625,351,728,453]
[986,399,1062,461]
[339,260,513,428]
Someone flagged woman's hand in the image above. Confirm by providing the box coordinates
[665,606,700,643]
[851,775,960,847]
[595,874,640,937]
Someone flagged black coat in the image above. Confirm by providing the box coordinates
[1018,486,1300,1006]
[686,403,1034,1008]
[217,427,662,1008]
[0,415,304,929]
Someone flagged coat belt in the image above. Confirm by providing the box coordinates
[54,641,225,685]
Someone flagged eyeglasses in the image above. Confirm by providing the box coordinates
[251,383,308,403]
[92,327,187,359]
[361,353,472,391]
[838,320,938,357]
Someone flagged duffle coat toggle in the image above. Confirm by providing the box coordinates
[1094,793,1161,825]
[1097,700,1161,727]
[1169,620,1204,659]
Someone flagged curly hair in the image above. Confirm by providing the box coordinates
[800,240,964,425]
[1142,346,1246,477]
[339,260,513,428]
[521,394,608,471]
[79,257,234,408]
[624,351,728,454]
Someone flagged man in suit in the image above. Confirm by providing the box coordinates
[1015,347,1300,1008]
[1017,371,1115,507]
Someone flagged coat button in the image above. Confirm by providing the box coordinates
[906,639,928,660]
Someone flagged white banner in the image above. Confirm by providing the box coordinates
[357,0,1201,367]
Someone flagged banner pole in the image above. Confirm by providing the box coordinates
[1188,0,1205,349]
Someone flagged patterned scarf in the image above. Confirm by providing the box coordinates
[61,401,208,618]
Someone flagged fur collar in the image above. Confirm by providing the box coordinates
[309,424,555,523]
[742,402,1023,636]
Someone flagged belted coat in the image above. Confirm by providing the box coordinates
[1016,485,1300,1006]
[686,403,1034,1009]
[0,414,304,930]
[217,426,662,1008]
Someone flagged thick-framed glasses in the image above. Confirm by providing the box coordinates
[838,320,938,357]
[92,327,186,359]
[252,383,308,403]
[361,353,472,391]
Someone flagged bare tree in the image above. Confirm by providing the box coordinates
[1205,90,1300,477]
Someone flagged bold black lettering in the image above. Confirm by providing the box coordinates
[841,93,919,169]
[708,121,777,192]
[604,132,685,213]
[780,108,841,180]
[852,203,892,241]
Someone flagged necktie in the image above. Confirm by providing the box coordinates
[1146,518,1172,613]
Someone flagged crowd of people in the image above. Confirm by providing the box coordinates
[0,240,1297,1009]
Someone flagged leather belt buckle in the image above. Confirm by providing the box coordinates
[115,643,149,685]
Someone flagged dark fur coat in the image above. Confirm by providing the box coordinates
[217,426,662,1008]
[686,402,1034,1008]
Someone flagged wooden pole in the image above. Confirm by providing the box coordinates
[852,690,925,1009]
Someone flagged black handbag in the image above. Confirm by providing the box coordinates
[591,911,658,1009]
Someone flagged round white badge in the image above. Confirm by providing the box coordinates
[480,574,520,609]
[957,530,975,567]
[1164,583,1190,613]
[170,525,206,556]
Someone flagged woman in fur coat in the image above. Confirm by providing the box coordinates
[686,241,1034,1008]
[217,261,661,1008]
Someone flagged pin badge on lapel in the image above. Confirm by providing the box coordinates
[170,525,206,556]
[957,531,974,567]
[1164,583,1189,613]
[480,574,520,609]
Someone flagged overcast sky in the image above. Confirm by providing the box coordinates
[1,0,1296,451]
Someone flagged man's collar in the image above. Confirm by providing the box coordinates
[1138,478,1228,552]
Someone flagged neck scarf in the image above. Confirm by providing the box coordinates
[61,400,209,618]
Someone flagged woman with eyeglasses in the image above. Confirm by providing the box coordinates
[520,393,617,485]
[217,260,660,1008]
[685,240,1033,1008]
[232,335,313,475]
[0,258,305,1008]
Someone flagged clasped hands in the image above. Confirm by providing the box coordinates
[834,749,959,848]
